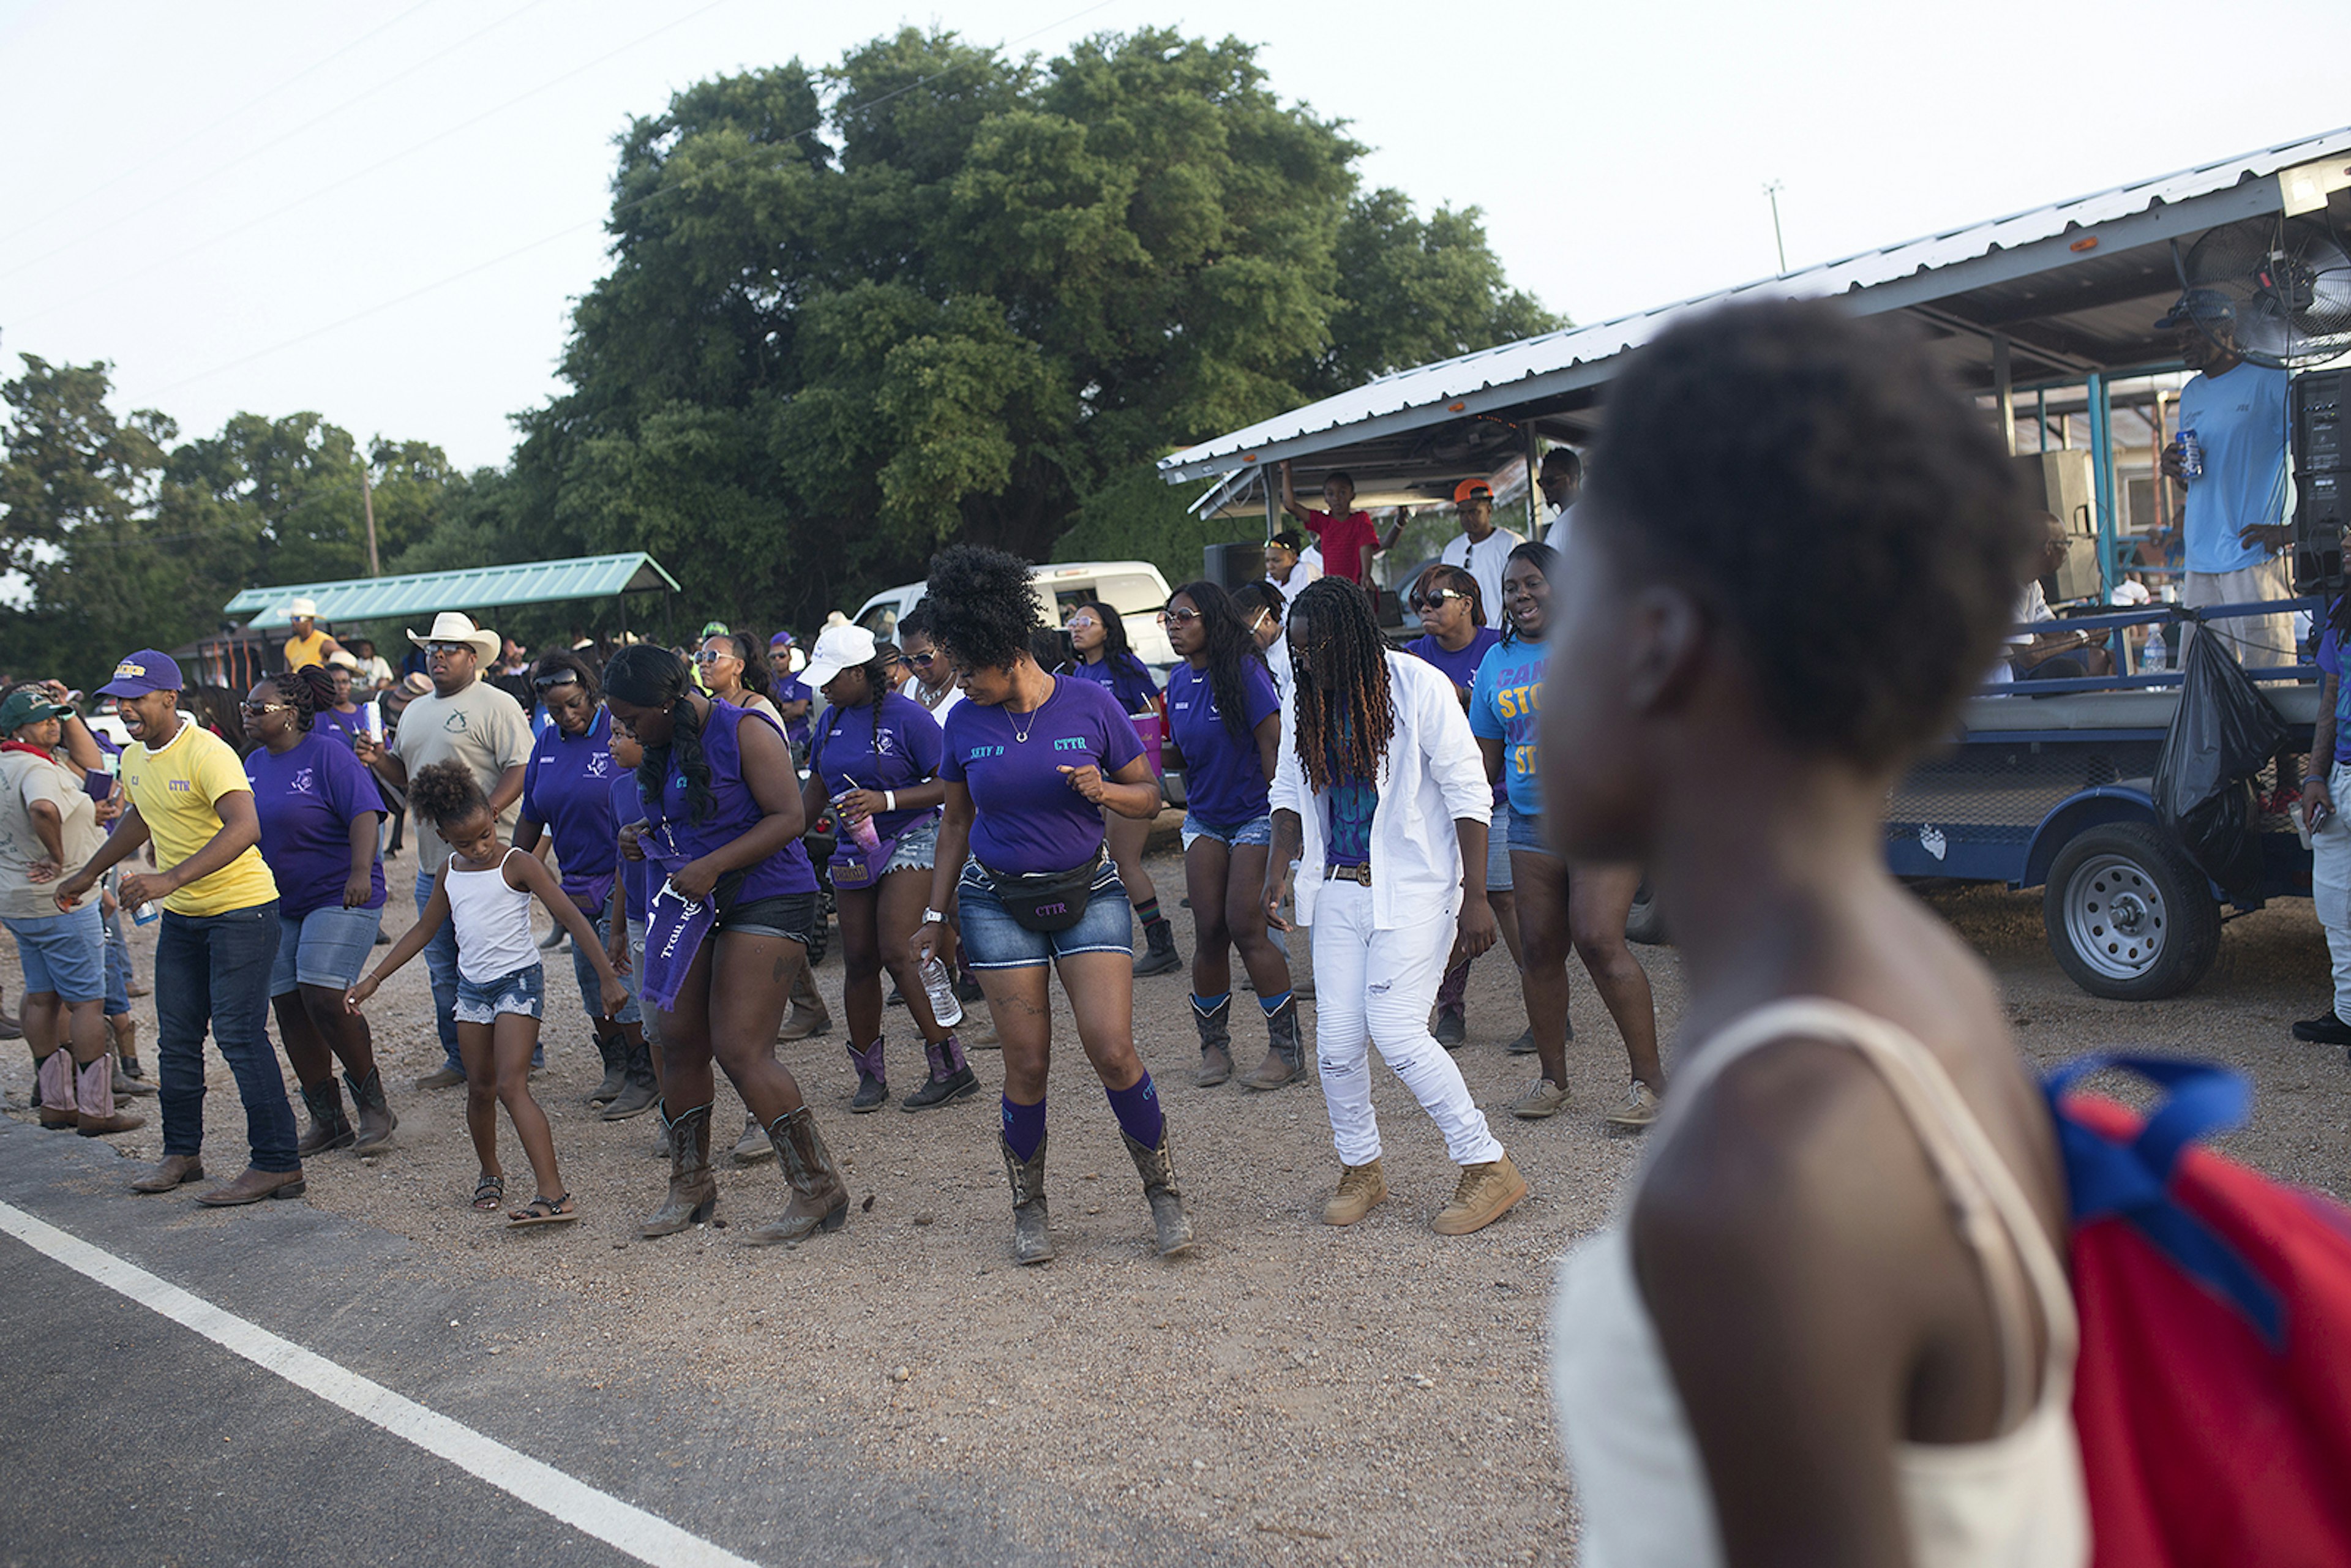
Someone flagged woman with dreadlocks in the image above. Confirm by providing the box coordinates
[602,645,850,1246]
[912,546,1193,1264]
[1161,580,1300,1090]
[1264,577,1527,1236]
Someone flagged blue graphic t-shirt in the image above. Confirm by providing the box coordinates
[940,677,1146,875]
[1469,635,1549,818]
[1165,659,1280,828]
[2314,626,2351,767]
[2178,361,2289,576]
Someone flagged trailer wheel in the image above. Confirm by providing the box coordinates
[1624,879,1669,946]
[2042,822,2220,1000]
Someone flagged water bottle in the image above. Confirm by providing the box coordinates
[2142,629,2166,672]
[131,901,159,925]
[918,956,964,1028]
[2178,427,2203,481]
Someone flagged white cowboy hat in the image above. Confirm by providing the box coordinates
[405,611,500,664]
[800,624,877,689]
[284,597,321,620]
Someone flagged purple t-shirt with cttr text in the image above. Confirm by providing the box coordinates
[940,677,1144,875]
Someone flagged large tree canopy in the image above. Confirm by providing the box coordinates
[517,26,1558,623]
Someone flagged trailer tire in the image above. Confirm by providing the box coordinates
[2042,822,2220,1000]
[1624,879,1669,946]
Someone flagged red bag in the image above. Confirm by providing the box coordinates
[2048,1055,2351,1567]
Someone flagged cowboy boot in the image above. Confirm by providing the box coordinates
[76,1054,146,1136]
[1190,994,1233,1087]
[37,1051,78,1129]
[1133,915,1183,977]
[901,1033,977,1111]
[742,1107,849,1245]
[639,1102,717,1237]
[1000,1133,1055,1266]
[294,1079,353,1155]
[1122,1126,1195,1257]
[346,1067,398,1155]
[1237,994,1305,1092]
[588,1027,629,1106]
[602,1038,659,1120]
[846,1038,888,1112]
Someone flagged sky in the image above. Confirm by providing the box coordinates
[1,0,2343,471]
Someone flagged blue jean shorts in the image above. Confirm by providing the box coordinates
[1488,801,1518,890]
[454,961,545,1024]
[271,903,385,996]
[884,813,942,874]
[4,904,105,1003]
[103,909,130,1017]
[1180,813,1274,852]
[956,858,1132,969]
[1506,801,1556,859]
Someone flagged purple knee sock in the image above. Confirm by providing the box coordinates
[1002,1095,1046,1161]
[1104,1073,1163,1149]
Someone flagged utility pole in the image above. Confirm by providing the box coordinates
[1763,179,1788,275]
[359,456,380,577]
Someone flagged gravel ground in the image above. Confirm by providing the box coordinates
[7,846,2348,1566]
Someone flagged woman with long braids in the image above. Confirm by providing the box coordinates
[240,666,396,1156]
[602,645,849,1245]
[512,652,655,1119]
[1160,580,1299,1090]
[1264,578,1526,1236]
[797,624,975,1113]
[912,547,1193,1264]
[1062,599,1182,978]
[1472,541,1665,1128]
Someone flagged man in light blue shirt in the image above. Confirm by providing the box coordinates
[2159,290,2294,671]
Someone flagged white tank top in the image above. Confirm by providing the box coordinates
[1550,997,2088,1568]
[444,850,538,985]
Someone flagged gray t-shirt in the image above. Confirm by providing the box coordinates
[388,679,533,872]
[0,750,103,921]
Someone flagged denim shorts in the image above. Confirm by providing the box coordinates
[721,891,820,945]
[568,910,642,1025]
[103,910,130,1018]
[271,903,386,996]
[883,813,942,875]
[1180,813,1274,852]
[1488,802,1517,891]
[956,858,1132,969]
[4,904,105,1003]
[454,961,545,1024]
[1506,802,1556,859]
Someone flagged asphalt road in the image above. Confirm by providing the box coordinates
[0,1122,1214,1568]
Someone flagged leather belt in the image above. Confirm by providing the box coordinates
[1323,861,1373,886]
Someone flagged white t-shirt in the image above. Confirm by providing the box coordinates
[1984,582,2058,686]
[1268,549,1322,598]
[1441,527,1526,628]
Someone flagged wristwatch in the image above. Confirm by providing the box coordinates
[920,908,947,926]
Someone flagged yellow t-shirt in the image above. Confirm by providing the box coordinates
[283,629,332,669]
[121,721,278,916]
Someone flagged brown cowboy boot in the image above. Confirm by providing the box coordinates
[742,1107,849,1245]
[639,1101,718,1237]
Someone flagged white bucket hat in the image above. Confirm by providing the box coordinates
[800,624,877,690]
[406,611,500,665]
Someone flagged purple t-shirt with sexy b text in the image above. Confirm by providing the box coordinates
[810,692,945,841]
[1165,659,1279,828]
[940,677,1144,875]
[246,730,387,919]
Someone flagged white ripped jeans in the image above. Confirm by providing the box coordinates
[2311,761,2351,1022]
[1310,878,1504,1169]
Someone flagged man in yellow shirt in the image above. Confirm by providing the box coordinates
[282,598,343,671]
[58,650,304,1206]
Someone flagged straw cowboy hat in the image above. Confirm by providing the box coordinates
[406,611,500,664]
[283,596,321,621]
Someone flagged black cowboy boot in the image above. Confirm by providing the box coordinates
[588,1027,629,1106]
[602,1038,658,1120]
[847,1038,888,1112]
[1133,915,1183,977]
[901,1033,977,1111]
[346,1067,398,1155]
[295,1079,354,1156]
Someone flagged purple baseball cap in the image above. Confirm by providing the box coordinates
[768,631,795,650]
[98,650,184,699]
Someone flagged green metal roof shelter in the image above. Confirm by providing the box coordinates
[224,552,679,631]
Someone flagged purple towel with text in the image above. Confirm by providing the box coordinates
[640,875,721,1014]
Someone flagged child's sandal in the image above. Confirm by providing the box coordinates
[506,1193,578,1228]
[471,1174,505,1212]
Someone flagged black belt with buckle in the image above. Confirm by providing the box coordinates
[1324,860,1372,886]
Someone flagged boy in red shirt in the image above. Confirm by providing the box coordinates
[1281,463,1404,603]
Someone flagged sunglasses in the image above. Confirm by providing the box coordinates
[240,701,289,716]
[1157,607,1201,626]
[692,650,732,666]
[908,651,937,669]
[532,671,582,690]
[424,641,472,656]
[1409,588,1469,612]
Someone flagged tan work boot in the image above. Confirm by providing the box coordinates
[195,1166,309,1206]
[1321,1158,1387,1226]
[1432,1153,1528,1236]
[774,967,832,1041]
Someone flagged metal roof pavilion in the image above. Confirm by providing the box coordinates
[1158,126,2351,506]
[225,552,680,629]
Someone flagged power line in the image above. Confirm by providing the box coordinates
[0,0,554,284]
[11,0,731,330]
[0,0,443,247]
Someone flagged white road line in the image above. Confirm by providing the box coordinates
[0,1199,762,1568]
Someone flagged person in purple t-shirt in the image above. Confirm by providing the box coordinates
[1062,600,1182,978]
[1161,580,1300,1092]
[514,652,652,1119]
[604,645,849,1248]
[913,546,1194,1264]
[798,624,973,1115]
[239,667,396,1158]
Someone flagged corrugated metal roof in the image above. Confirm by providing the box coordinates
[1161,126,2351,483]
[224,553,680,629]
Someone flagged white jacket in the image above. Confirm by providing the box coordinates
[1272,650,1493,929]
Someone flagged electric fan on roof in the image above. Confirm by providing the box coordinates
[2170,216,2351,369]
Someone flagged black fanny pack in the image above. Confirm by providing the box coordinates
[978,850,1103,933]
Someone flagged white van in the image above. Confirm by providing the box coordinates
[852,560,1177,669]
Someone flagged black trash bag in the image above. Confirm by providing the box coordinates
[2153,627,2288,901]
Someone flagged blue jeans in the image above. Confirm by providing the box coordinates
[154,901,298,1173]
[414,866,463,1074]
[568,912,640,1027]
[103,906,131,1018]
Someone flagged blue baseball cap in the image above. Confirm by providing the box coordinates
[98,650,184,699]
[2156,288,2236,331]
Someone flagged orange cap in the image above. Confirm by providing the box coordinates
[1452,478,1494,504]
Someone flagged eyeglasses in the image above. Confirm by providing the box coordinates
[1409,589,1469,612]
[1064,615,1100,631]
[1157,607,1201,627]
[240,701,288,716]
